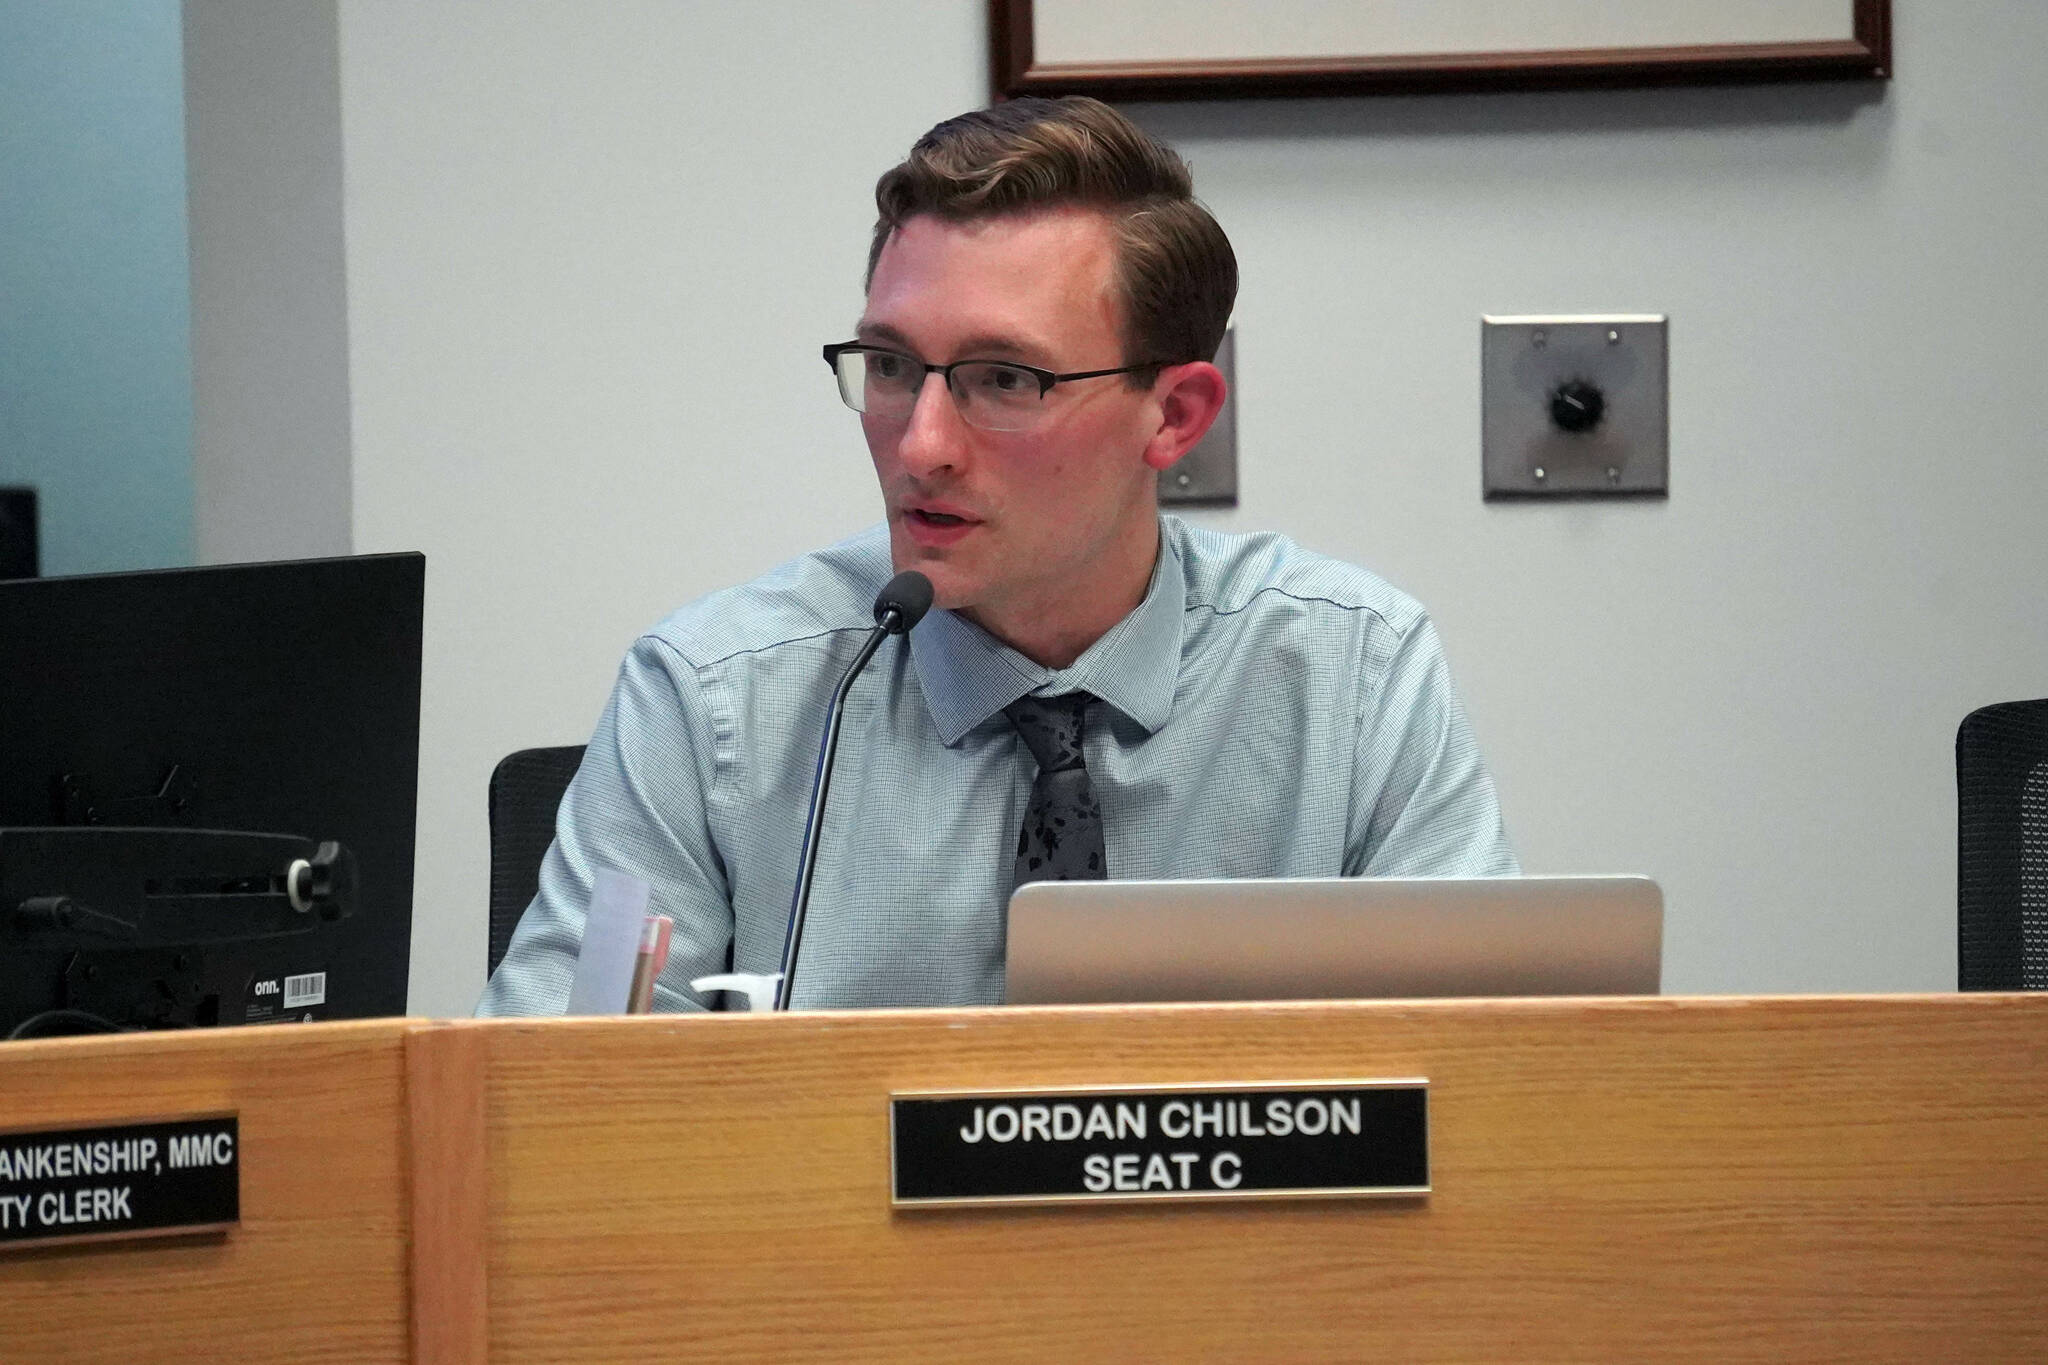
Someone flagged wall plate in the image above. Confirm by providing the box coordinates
[1161,329,1237,506]
[1482,315,1667,499]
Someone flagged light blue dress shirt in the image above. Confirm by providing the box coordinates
[478,516,1516,1015]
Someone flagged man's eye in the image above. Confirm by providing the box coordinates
[971,365,1034,396]
[869,354,907,380]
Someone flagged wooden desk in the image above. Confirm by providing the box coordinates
[0,1019,412,1362]
[5,995,2046,1362]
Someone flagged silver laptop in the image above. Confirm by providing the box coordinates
[1004,876,1662,1004]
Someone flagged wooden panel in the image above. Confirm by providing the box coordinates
[0,1020,414,1364]
[474,996,2048,1363]
[407,1023,490,1365]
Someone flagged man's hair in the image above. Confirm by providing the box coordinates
[868,96,1237,379]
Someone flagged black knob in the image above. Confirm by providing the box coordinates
[15,896,80,930]
[287,841,358,921]
[1549,380,1605,433]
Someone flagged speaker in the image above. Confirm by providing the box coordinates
[0,488,39,580]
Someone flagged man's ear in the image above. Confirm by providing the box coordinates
[1142,361,1228,473]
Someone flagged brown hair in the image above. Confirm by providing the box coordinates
[868,97,1236,379]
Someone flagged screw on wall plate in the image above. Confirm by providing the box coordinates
[1606,467,1621,483]
[1175,473,1191,488]
[1532,330,1547,348]
[1533,466,1547,481]
[1607,330,1621,344]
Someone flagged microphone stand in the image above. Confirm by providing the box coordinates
[773,571,930,1009]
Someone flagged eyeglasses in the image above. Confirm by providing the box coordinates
[822,342,1161,433]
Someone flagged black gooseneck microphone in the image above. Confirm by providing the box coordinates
[773,569,933,1009]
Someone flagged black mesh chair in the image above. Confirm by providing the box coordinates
[1957,700,2048,990]
[487,745,586,976]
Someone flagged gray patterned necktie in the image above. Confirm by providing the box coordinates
[1004,692,1107,887]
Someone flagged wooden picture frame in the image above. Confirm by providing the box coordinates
[991,1,1890,102]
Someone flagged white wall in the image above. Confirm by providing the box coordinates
[184,0,352,563]
[277,2,2047,1016]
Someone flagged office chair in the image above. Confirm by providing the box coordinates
[487,745,586,976]
[1957,699,2048,990]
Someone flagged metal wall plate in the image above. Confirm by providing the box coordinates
[1161,329,1237,506]
[1482,315,1667,499]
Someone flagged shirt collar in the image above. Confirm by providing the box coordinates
[912,526,1186,745]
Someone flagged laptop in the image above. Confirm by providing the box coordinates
[1004,876,1663,1005]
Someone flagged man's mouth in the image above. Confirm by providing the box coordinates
[902,504,982,546]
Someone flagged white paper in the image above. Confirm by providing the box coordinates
[565,868,652,1015]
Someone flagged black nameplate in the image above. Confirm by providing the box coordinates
[891,1082,1427,1208]
[0,1116,239,1250]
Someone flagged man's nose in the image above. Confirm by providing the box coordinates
[896,372,969,478]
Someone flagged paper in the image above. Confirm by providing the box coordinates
[564,868,652,1015]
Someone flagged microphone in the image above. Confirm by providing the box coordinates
[873,569,934,635]
[772,569,932,1009]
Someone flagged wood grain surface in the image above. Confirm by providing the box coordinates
[407,1023,489,1365]
[5,997,2043,1362]
[472,995,2048,1363]
[0,1019,413,1363]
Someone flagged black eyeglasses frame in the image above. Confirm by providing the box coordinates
[821,342,1166,400]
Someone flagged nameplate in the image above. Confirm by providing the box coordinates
[890,1082,1427,1208]
[0,1116,239,1250]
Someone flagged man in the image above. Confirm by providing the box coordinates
[480,97,1514,1015]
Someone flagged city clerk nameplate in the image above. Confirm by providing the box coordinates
[0,1116,239,1250]
[890,1082,1427,1208]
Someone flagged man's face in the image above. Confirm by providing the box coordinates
[857,208,1167,647]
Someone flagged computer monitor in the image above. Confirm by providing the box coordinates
[0,553,423,1038]
[0,487,36,580]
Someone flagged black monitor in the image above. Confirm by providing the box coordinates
[0,553,423,1038]
[0,487,36,580]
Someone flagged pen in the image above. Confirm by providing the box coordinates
[625,914,673,1014]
